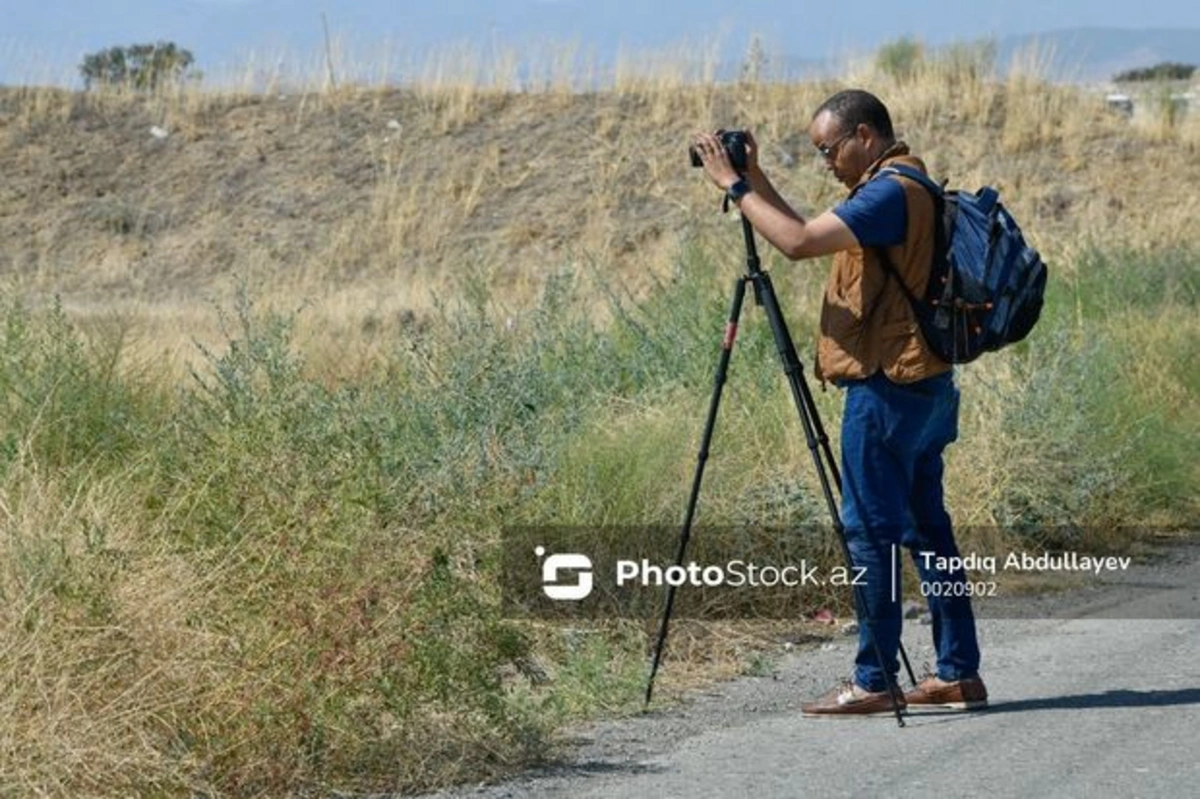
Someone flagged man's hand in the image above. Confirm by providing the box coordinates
[691,129,760,191]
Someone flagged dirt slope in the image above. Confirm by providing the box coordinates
[0,88,694,307]
[1,83,1197,315]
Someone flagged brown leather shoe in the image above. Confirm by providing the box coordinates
[801,681,906,718]
[904,675,988,711]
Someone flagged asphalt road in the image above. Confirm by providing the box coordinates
[427,540,1200,799]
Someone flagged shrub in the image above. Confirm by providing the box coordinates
[79,42,197,90]
[876,37,925,81]
[1113,62,1196,83]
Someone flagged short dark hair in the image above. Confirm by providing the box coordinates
[813,89,895,140]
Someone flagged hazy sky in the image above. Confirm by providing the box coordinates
[3,0,1199,85]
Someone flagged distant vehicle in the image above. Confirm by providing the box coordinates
[1105,93,1134,116]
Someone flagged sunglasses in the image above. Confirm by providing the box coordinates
[816,131,854,161]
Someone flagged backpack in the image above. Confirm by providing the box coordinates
[871,164,1048,364]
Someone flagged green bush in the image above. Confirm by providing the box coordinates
[1113,62,1196,83]
[79,41,197,90]
[0,298,154,475]
[876,37,925,81]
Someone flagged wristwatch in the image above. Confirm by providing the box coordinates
[726,178,752,203]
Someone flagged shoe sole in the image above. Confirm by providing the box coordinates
[904,699,988,713]
[801,707,907,719]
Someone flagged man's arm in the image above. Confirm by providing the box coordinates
[732,194,859,260]
[744,167,802,223]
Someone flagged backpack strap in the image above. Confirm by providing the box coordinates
[863,164,943,301]
[862,164,951,347]
[874,164,944,200]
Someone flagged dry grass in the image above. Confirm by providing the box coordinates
[0,461,208,795]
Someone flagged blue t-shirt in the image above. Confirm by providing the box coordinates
[832,176,907,248]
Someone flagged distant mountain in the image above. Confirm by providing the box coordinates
[996,27,1200,84]
[718,28,1200,86]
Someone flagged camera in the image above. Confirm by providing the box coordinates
[690,130,749,172]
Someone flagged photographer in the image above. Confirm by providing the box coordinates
[692,89,987,717]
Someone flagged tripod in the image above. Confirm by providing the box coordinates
[644,213,917,726]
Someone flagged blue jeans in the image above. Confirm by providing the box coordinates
[839,371,980,693]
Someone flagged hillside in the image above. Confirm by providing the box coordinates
[2,76,1197,349]
[0,89,676,299]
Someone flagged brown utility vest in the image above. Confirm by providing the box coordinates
[816,143,950,384]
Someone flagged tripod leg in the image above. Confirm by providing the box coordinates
[645,277,748,708]
[898,632,918,687]
[793,363,842,491]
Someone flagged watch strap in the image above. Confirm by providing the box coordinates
[726,178,752,202]
[723,178,752,212]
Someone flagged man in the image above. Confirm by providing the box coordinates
[692,89,987,717]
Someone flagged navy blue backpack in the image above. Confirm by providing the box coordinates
[873,164,1048,364]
